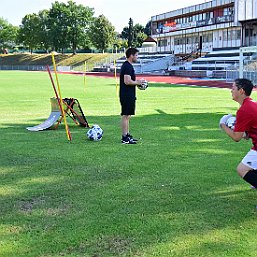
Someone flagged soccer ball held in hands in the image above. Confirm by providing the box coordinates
[137,79,148,90]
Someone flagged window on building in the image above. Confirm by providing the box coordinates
[232,30,236,40]
[245,29,253,37]
[208,33,212,42]
[223,30,228,41]
[224,8,229,16]
[209,32,213,42]
[158,39,168,47]
[228,31,232,41]
[236,30,241,40]
[202,33,211,43]
[227,7,234,16]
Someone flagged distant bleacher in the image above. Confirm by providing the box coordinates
[168,47,257,79]
[113,53,175,74]
[191,48,241,71]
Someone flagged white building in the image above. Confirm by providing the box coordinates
[148,0,257,54]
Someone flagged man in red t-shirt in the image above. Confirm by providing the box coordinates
[220,78,257,188]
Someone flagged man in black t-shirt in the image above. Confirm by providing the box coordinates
[119,48,144,144]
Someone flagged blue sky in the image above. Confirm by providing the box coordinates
[0,0,205,32]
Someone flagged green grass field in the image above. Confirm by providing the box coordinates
[0,71,256,257]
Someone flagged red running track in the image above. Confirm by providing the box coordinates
[59,71,257,91]
[59,71,236,89]
[83,72,232,89]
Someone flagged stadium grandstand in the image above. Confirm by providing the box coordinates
[148,0,257,54]
[112,0,257,81]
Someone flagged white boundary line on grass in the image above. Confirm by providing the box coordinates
[147,80,230,90]
[169,82,230,90]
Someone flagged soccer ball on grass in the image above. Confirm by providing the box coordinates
[86,124,103,141]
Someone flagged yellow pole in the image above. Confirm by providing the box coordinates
[114,59,119,96]
[51,53,72,142]
[84,61,86,91]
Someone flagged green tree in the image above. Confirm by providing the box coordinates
[90,15,116,52]
[48,0,94,54]
[114,37,128,51]
[133,23,147,47]
[144,21,151,36]
[0,18,18,50]
[66,0,94,54]
[135,31,147,47]
[128,18,134,47]
[48,1,70,53]
[121,26,129,40]
[121,21,147,48]
[37,10,51,52]
[18,14,40,53]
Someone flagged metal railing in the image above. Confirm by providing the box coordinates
[226,59,257,84]
[0,65,48,71]
[0,65,75,72]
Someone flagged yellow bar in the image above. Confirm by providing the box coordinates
[114,59,119,96]
[84,61,86,91]
[51,53,72,142]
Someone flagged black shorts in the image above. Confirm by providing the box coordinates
[120,98,136,115]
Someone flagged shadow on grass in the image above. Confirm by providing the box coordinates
[0,112,256,257]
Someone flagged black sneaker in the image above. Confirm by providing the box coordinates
[127,133,139,142]
[121,135,137,144]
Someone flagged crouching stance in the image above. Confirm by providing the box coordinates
[220,78,257,188]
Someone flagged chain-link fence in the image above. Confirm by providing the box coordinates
[0,65,75,72]
[0,65,48,71]
[241,58,257,85]
[71,53,124,72]
[226,59,257,85]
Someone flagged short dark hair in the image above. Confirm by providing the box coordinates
[234,78,254,96]
[125,48,139,58]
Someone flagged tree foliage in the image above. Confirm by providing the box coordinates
[17,0,95,54]
[114,38,128,51]
[18,14,41,53]
[128,18,134,47]
[89,15,116,52]
[121,20,148,48]
[133,24,147,47]
[0,18,18,49]
[144,21,151,36]
[1,0,150,53]
[37,10,51,52]
[46,0,94,53]
[48,1,71,53]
